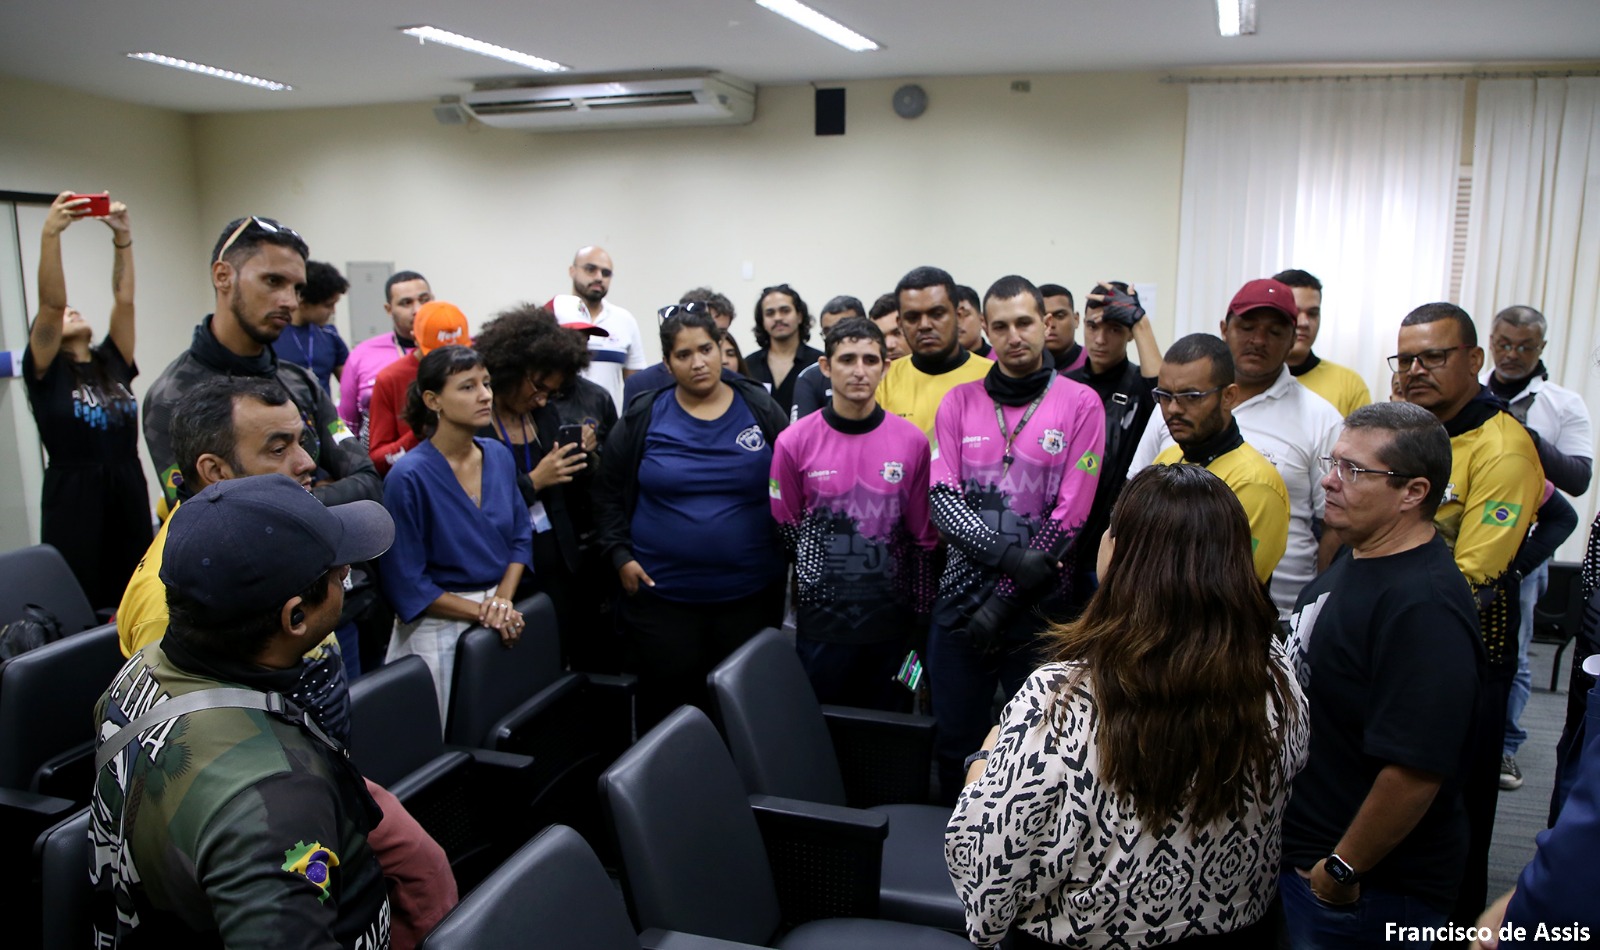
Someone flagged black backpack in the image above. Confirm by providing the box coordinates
[0,604,65,661]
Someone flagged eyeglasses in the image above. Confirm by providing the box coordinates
[1152,387,1222,408]
[214,216,304,264]
[1319,456,1421,484]
[1490,339,1544,356]
[657,301,711,324]
[1387,345,1472,373]
[528,375,561,400]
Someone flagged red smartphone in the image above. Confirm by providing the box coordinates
[70,193,111,217]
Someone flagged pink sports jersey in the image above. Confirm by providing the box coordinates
[771,407,939,643]
[929,374,1105,610]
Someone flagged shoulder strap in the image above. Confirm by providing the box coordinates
[94,688,308,773]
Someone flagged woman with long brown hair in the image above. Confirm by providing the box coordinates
[946,463,1309,948]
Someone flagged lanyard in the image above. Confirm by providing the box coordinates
[993,376,1054,478]
[493,413,536,473]
[284,325,315,367]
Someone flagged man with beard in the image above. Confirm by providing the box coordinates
[1393,302,1543,926]
[875,267,991,444]
[1130,278,1341,621]
[926,275,1105,799]
[746,283,823,418]
[549,245,646,412]
[144,216,380,512]
[1148,334,1288,585]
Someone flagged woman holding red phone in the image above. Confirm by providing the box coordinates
[23,191,153,610]
[472,304,595,659]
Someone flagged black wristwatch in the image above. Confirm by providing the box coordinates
[1323,853,1361,886]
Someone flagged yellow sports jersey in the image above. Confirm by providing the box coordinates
[118,503,174,657]
[876,351,991,447]
[1295,358,1371,418]
[1435,408,1542,663]
[1154,440,1290,584]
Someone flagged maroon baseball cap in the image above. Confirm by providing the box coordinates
[1227,278,1299,323]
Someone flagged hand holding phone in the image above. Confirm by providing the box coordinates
[556,424,585,448]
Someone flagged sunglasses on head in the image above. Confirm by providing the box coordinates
[215,216,305,265]
[657,301,712,324]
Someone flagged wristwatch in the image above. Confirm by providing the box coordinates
[1323,853,1361,886]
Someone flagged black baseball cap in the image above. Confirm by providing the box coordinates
[160,474,394,621]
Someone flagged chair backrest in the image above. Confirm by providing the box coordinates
[1537,561,1585,631]
[446,594,561,746]
[0,623,123,792]
[347,656,446,787]
[420,824,640,950]
[36,807,93,949]
[0,545,98,634]
[600,706,782,945]
[707,629,848,806]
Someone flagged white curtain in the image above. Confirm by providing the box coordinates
[1462,77,1600,558]
[1176,78,1466,402]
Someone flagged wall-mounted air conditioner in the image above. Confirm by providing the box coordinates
[456,70,756,131]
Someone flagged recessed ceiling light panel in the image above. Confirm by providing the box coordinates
[400,26,567,72]
[752,0,881,52]
[126,52,292,91]
[1216,0,1259,37]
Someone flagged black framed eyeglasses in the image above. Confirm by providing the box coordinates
[1152,387,1222,408]
[215,215,305,264]
[1387,345,1472,374]
[657,301,710,324]
[1319,456,1420,484]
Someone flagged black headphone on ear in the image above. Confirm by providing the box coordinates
[290,608,305,626]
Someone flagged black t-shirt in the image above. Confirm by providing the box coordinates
[1281,534,1484,909]
[1064,359,1156,570]
[22,336,140,467]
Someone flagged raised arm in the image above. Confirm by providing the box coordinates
[104,202,135,364]
[27,192,85,376]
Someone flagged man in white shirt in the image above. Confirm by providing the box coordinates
[1483,304,1594,790]
[549,245,647,411]
[1130,278,1343,619]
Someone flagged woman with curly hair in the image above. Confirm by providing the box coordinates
[946,463,1309,948]
[473,304,596,657]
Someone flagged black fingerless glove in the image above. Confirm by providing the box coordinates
[1000,543,1059,594]
[964,595,1014,656]
[1098,284,1145,327]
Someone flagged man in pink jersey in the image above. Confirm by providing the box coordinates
[926,274,1106,799]
[770,317,938,711]
[339,270,432,443]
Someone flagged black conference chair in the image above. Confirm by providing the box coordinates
[599,706,971,949]
[0,544,100,632]
[0,622,122,887]
[420,823,767,950]
[34,807,92,950]
[347,655,536,891]
[446,594,634,851]
[707,630,963,931]
[1535,561,1585,691]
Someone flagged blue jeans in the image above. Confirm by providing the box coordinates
[926,620,1043,801]
[1505,561,1549,756]
[1278,870,1448,949]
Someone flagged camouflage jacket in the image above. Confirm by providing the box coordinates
[91,643,390,949]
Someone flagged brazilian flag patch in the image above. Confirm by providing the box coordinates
[1481,500,1522,528]
[768,477,781,500]
[1076,452,1101,475]
[283,841,340,902]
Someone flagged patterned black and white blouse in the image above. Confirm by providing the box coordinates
[945,656,1309,948]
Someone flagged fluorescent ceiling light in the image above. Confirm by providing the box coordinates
[1216,0,1258,36]
[752,0,880,52]
[400,26,567,72]
[126,52,291,91]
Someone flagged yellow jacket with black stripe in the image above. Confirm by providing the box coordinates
[1434,395,1543,664]
[1155,438,1290,585]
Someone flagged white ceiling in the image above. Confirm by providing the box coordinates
[5,0,1599,113]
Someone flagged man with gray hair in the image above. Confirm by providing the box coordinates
[1483,303,1594,791]
[1282,401,1483,947]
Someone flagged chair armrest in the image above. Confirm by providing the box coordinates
[0,787,79,866]
[638,929,770,950]
[821,704,935,807]
[488,676,585,748]
[0,787,77,819]
[454,746,537,775]
[750,793,885,927]
[583,672,639,695]
[387,750,475,802]
[34,742,94,804]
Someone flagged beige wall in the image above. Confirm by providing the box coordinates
[0,75,205,547]
[192,72,1189,362]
